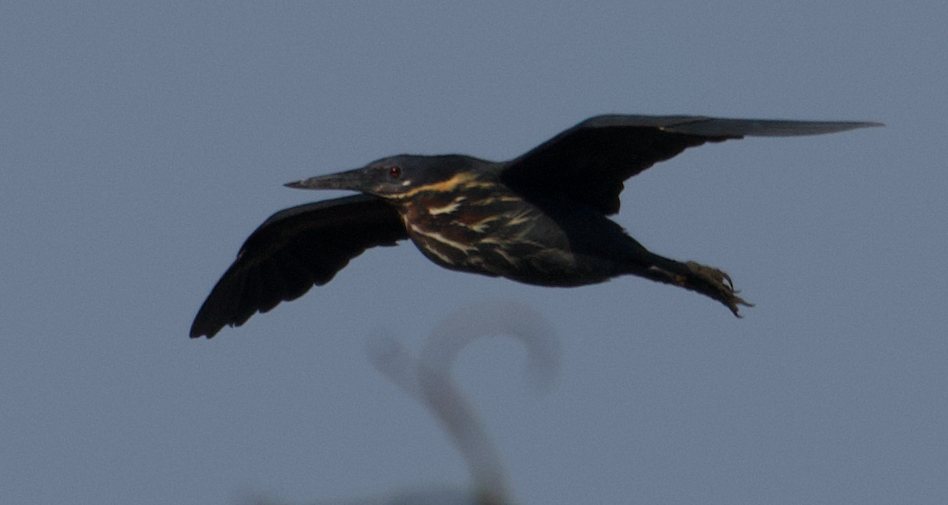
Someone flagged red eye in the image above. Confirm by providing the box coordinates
[389,166,401,179]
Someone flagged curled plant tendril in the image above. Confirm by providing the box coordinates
[366,300,561,505]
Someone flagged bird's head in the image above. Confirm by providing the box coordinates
[286,154,486,201]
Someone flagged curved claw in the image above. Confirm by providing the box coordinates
[685,261,754,317]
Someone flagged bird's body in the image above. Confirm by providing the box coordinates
[383,157,600,287]
[396,164,642,287]
[191,114,880,338]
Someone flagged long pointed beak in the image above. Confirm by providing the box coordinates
[284,167,367,191]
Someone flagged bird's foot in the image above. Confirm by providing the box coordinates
[684,261,754,317]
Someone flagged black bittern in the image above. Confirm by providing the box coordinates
[191,114,879,338]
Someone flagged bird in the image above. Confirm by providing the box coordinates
[190,114,880,338]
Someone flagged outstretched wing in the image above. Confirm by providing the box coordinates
[190,194,408,338]
[500,114,881,215]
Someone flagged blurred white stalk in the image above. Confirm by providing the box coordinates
[367,300,560,505]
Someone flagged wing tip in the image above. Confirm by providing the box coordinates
[189,320,222,339]
[579,114,884,137]
[670,118,884,137]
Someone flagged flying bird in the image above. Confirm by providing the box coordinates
[191,114,879,338]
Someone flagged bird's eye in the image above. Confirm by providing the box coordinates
[389,166,401,179]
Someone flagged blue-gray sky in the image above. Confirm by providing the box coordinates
[2,2,946,504]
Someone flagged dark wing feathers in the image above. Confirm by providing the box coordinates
[190,194,408,338]
[501,114,881,215]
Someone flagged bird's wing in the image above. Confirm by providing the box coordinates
[190,194,408,338]
[500,114,881,215]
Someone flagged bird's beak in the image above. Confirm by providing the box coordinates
[284,167,367,192]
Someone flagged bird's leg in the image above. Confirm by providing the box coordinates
[620,248,753,316]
